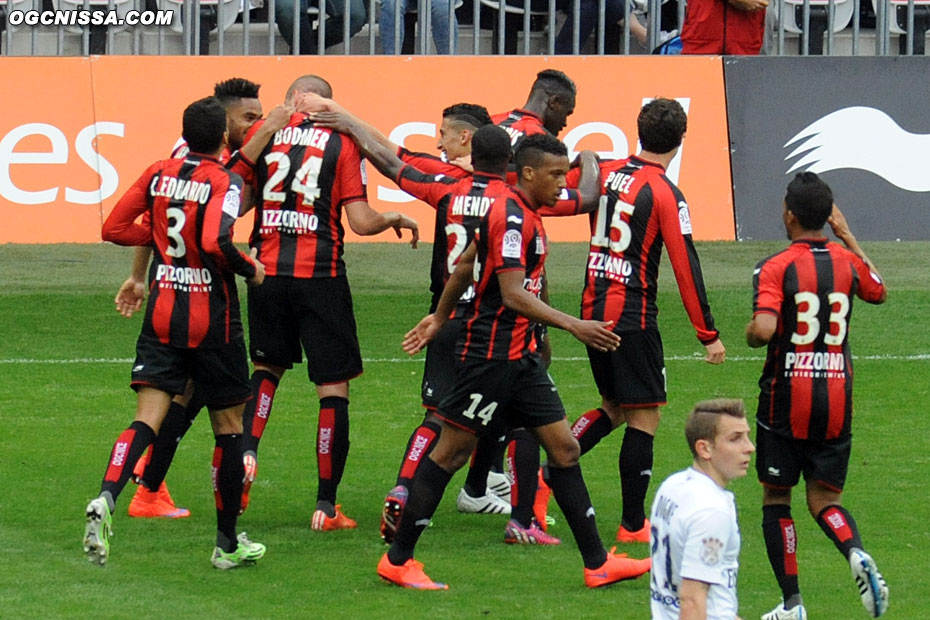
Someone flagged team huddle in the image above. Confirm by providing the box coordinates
[84,69,890,619]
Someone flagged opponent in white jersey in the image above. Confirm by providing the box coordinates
[649,399,754,620]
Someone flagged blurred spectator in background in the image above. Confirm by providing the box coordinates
[679,0,767,54]
[276,0,366,54]
[381,0,458,53]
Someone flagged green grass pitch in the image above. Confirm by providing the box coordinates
[0,241,927,619]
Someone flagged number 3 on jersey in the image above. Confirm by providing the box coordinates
[262,152,323,205]
[591,195,636,253]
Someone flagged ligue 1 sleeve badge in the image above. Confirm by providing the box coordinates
[700,537,724,566]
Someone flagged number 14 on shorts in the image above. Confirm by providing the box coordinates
[463,394,498,426]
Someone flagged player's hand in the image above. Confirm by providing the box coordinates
[402,314,440,355]
[449,155,474,173]
[703,339,726,364]
[827,203,854,242]
[294,92,343,115]
[114,276,146,318]
[264,104,294,133]
[247,248,265,287]
[570,319,621,352]
[307,111,354,135]
[393,214,419,249]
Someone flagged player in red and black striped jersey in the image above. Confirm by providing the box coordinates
[492,69,576,149]
[745,173,888,620]
[563,99,726,546]
[86,97,267,569]
[231,75,418,530]
[377,131,650,591]
[117,78,294,520]
[310,100,599,535]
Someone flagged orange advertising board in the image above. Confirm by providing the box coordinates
[0,55,733,243]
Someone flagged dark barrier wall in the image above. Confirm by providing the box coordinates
[726,57,930,241]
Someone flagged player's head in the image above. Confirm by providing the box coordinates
[529,69,576,135]
[285,74,333,106]
[182,97,227,156]
[684,399,754,485]
[784,172,833,234]
[637,98,687,155]
[514,133,570,209]
[213,77,262,151]
[470,125,512,176]
[438,103,493,161]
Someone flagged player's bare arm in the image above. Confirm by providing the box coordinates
[678,578,711,620]
[344,200,419,248]
[302,96,396,152]
[497,270,620,352]
[829,204,886,299]
[312,111,406,182]
[745,312,777,348]
[239,104,294,165]
[115,246,152,318]
[575,150,602,214]
[403,242,477,355]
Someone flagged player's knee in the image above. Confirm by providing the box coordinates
[547,436,580,468]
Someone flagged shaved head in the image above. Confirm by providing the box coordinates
[285,74,333,105]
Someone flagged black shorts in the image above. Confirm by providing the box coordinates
[421,317,463,409]
[248,275,363,385]
[436,354,565,437]
[755,423,852,493]
[130,334,251,409]
[587,329,667,407]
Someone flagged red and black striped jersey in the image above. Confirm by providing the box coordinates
[578,155,718,343]
[102,154,256,349]
[492,108,550,148]
[753,238,885,440]
[461,190,547,361]
[394,164,503,315]
[237,113,368,278]
[394,148,582,313]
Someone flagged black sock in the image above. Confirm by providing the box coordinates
[816,504,864,559]
[317,396,349,509]
[548,464,607,569]
[762,504,802,606]
[570,408,614,456]
[463,433,500,497]
[508,429,539,527]
[242,370,280,455]
[395,418,442,488]
[213,434,244,552]
[489,434,507,474]
[139,401,188,490]
[184,389,206,426]
[100,421,156,503]
[619,427,654,531]
[388,456,453,565]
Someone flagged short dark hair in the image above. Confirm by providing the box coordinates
[531,69,576,100]
[471,125,513,174]
[684,399,747,459]
[213,77,260,108]
[285,74,333,104]
[182,97,227,154]
[638,98,687,154]
[442,103,493,130]
[785,172,833,230]
[513,133,568,173]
